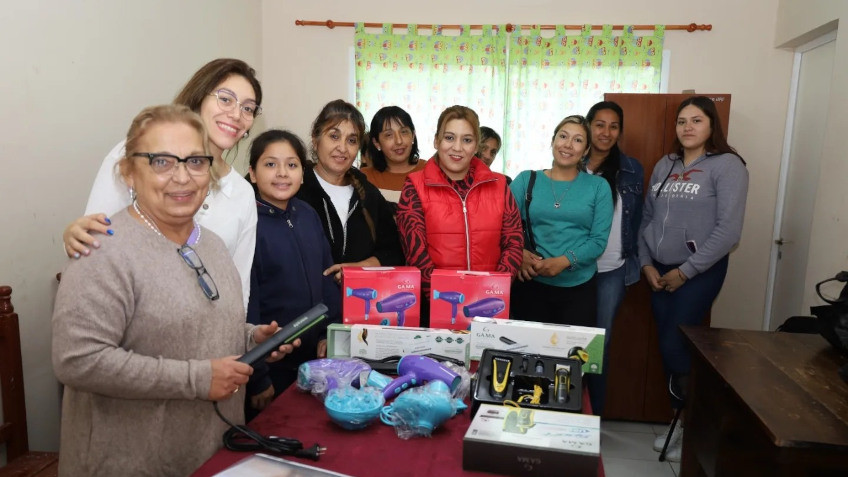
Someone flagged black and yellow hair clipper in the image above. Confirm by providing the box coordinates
[491,356,512,399]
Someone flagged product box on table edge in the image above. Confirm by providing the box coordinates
[469,317,605,374]
[429,269,511,330]
[342,266,420,327]
[326,323,353,359]
[463,403,599,477]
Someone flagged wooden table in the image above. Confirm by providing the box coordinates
[680,326,848,477]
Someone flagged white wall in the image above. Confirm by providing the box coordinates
[0,0,262,453]
[262,0,793,330]
[775,1,848,312]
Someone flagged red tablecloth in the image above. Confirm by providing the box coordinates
[192,384,605,477]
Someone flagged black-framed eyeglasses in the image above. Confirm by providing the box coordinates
[178,244,219,301]
[209,89,262,119]
[132,153,213,176]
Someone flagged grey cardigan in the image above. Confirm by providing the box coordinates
[52,210,255,477]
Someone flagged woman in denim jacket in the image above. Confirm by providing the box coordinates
[583,101,643,416]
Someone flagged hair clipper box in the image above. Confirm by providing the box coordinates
[342,267,420,327]
[429,270,511,330]
[470,318,605,374]
[463,403,599,477]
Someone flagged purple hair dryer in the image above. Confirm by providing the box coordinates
[433,290,465,324]
[382,355,461,400]
[297,358,392,396]
[376,292,416,327]
[463,297,505,318]
[346,287,377,320]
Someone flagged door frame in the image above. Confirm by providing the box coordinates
[763,30,837,331]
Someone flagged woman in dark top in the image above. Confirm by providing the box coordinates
[297,99,404,282]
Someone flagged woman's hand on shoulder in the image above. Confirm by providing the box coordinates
[209,356,252,401]
[252,321,301,362]
[63,213,113,258]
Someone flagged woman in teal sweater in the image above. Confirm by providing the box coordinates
[509,114,613,327]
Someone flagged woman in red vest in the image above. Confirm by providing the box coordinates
[396,105,523,326]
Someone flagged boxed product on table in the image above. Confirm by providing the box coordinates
[349,324,470,366]
[469,318,605,374]
[463,403,600,477]
[429,270,511,330]
[342,266,420,327]
[326,323,353,359]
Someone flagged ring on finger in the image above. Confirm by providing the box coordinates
[233,386,239,394]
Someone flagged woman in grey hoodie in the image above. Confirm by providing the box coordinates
[639,96,748,461]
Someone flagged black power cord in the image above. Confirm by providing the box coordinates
[213,402,325,461]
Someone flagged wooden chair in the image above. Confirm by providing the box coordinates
[0,286,58,476]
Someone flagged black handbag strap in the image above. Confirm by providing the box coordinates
[524,170,537,251]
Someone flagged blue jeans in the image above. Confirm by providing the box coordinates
[651,256,729,408]
[586,265,626,415]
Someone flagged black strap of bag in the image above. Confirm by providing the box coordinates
[523,171,538,252]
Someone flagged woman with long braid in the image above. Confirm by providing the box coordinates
[297,99,404,282]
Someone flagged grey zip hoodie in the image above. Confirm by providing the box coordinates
[638,152,748,279]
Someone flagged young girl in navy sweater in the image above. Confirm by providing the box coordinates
[245,129,341,420]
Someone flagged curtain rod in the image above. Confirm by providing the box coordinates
[295,20,712,33]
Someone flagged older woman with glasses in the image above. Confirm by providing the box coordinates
[509,114,613,327]
[52,105,298,477]
[62,58,261,310]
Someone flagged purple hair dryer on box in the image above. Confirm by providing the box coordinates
[463,297,505,318]
[346,287,377,320]
[376,292,416,326]
[433,290,464,324]
[382,355,461,400]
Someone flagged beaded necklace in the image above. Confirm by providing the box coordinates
[133,200,201,246]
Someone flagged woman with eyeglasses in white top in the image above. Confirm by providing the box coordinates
[62,58,261,309]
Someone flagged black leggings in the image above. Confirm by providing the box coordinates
[510,275,598,327]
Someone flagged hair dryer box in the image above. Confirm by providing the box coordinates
[342,266,421,327]
[469,318,605,374]
[349,324,470,366]
[429,270,511,330]
[463,403,599,477]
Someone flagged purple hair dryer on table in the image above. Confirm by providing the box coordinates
[297,358,392,398]
[382,355,461,400]
[463,297,505,318]
[376,292,416,326]
[346,287,377,320]
[433,290,464,324]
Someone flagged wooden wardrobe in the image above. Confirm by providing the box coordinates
[601,93,732,422]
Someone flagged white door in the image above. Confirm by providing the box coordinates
[765,33,836,330]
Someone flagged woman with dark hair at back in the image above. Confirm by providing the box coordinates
[361,105,427,205]
[478,126,511,184]
[582,101,644,416]
[297,99,404,283]
[62,58,262,310]
[640,96,748,462]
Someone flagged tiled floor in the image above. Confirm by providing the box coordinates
[601,420,680,477]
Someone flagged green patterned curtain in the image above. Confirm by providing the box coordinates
[354,24,663,174]
[503,25,664,177]
[355,23,507,158]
